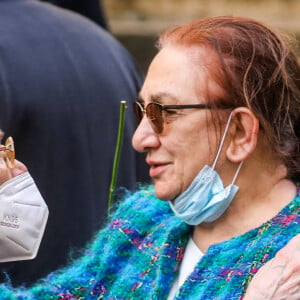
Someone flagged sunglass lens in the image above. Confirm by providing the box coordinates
[147,103,163,134]
[4,151,14,169]
[4,137,14,168]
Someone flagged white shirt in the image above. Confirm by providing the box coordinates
[167,237,204,300]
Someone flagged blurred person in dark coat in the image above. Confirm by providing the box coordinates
[0,0,148,286]
[41,0,109,29]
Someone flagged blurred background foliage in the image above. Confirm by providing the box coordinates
[102,0,300,74]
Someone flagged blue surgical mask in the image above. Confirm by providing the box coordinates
[169,112,243,225]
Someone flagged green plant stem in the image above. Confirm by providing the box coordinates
[108,100,126,214]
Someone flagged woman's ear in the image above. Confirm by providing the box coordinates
[226,107,259,162]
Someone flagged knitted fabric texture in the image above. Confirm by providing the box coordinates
[0,186,300,299]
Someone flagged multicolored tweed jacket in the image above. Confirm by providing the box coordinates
[1,186,300,300]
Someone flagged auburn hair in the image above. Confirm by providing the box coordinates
[158,16,300,181]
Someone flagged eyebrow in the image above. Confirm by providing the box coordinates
[138,92,181,105]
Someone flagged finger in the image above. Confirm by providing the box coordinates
[0,157,12,184]
[272,236,300,284]
[244,258,283,299]
[10,159,28,177]
[0,159,28,185]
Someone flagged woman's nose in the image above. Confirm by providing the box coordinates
[132,116,160,152]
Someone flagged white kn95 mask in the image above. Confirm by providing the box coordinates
[0,171,48,262]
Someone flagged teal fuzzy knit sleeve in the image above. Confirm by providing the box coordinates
[0,185,171,299]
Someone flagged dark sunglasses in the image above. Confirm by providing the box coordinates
[0,136,15,168]
[134,101,217,134]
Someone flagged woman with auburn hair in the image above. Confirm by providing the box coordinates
[0,16,299,299]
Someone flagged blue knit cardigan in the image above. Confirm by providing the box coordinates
[1,186,300,300]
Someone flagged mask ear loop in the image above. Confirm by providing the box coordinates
[211,111,234,170]
[231,160,243,184]
[210,111,243,183]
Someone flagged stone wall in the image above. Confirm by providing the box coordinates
[102,0,300,73]
[104,0,300,34]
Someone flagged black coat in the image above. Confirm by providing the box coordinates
[0,0,149,285]
[41,0,109,29]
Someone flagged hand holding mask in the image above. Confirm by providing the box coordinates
[0,135,48,262]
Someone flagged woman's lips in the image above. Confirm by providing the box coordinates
[148,162,170,177]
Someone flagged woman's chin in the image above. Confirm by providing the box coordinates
[154,182,176,201]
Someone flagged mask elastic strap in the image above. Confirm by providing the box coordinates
[231,160,243,184]
[211,111,234,170]
[210,111,244,183]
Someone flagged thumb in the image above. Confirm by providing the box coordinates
[10,160,28,177]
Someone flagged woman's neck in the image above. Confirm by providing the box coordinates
[192,163,297,253]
